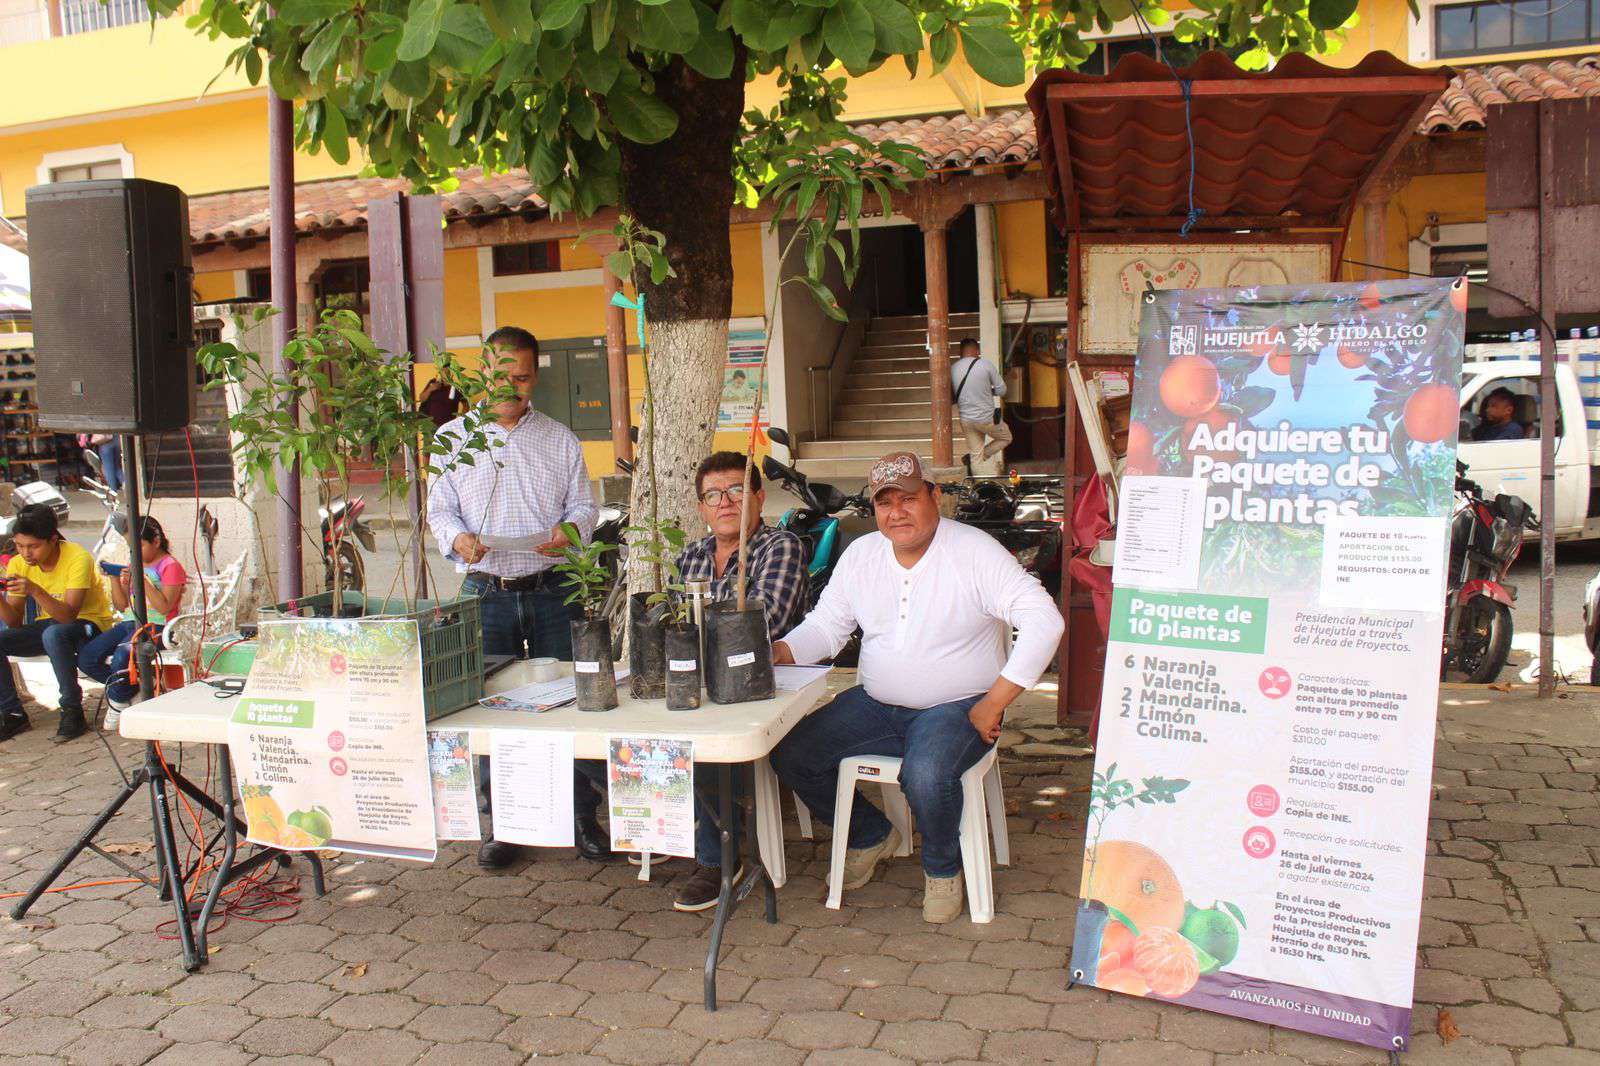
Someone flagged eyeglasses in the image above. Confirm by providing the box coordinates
[699,485,748,507]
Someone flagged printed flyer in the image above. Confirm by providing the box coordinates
[1073,278,1466,1052]
[227,618,436,862]
[606,737,695,859]
[427,729,479,842]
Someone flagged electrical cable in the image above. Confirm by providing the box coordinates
[1131,8,1204,237]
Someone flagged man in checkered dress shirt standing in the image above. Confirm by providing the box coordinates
[428,326,612,870]
[666,451,808,912]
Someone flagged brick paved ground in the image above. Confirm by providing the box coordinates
[0,677,1596,1064]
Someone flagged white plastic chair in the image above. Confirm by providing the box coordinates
[824,748,1009,922]
[161,555,247,680]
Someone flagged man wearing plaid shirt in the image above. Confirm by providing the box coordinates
[668,451,808,911]
[428,326,611,870]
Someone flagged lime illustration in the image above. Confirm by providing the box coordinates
[1180,901,1246,972]
[287,806,334,843]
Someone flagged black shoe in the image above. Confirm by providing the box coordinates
[674,862,743,912]
[476,839,526,869]
[0,712,29,741]
[574,816,617,863]
[51,707,86,744]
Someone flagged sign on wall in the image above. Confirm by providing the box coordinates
[1072,278,1465,1053]
[1079,242,1333,354]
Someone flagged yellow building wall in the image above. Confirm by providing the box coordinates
[1340,171,1486,281]
[193,269,237,304]
[0,94,357,218]
[997,200,1048,300]
[442,248,479,339]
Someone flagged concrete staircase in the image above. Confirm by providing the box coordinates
[792,311,979,485]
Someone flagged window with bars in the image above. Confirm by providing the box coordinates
[48,160,124,183]
[1435,0,1598,57]
[491,241,562,276]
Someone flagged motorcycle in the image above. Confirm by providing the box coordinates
[1443,463,1537,684]
[321,495,376,594]
[761,428,876,610]
[0,467,74,559]
[79,448,124,562]
[946,473,1063,599]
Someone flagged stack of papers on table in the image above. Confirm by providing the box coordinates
[480,668,631,713]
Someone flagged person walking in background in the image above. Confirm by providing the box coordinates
[79,516,186,731]
[81,434,122,493]
[950,338,1011,472]
[0,504,117,743]
[427,325,613,870]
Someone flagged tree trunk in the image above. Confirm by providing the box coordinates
[618,55,746,594]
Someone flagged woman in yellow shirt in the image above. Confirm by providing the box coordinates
[0,504,115,743]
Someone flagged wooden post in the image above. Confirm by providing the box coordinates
[923,219,953,468]
[46,0,62,36]
[1537,101,1557,698]
[1362,189,1391,280]
[601,265,634,469]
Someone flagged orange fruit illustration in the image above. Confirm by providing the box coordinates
[1361,283,1382,311]
[1098,918,1137,973]
[1126,422,1153,461]
[617,745,633,765]
[1181,406,1241,461]
[1080,840,1185,935]
[1158,356,1220,419]
[1450,280,1469,313]
[1403,383,1460,444]
[241,784,287,844]
[1132,926,1201,998]
[1267,351,1293,376]
[1099,967,1150,997]
[1336,345,1366,369]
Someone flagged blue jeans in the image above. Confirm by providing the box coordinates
[0,618,101,715]
[79,619,138,704]
[97,441,122,493]
[770,686,992,877]
[695,769,748,868]
[462,575,607,822]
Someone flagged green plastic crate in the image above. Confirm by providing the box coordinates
[200,636,258,677]
[268,592,484,720]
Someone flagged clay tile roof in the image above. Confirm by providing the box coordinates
[1027,50,1452,230]
[1421,55,1600,133]
[850,109,1037,169]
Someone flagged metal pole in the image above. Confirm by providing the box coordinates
[1537,102,1557,697]
[269,87,302,601]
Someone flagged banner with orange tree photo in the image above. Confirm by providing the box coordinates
[1071,278,1466,1052]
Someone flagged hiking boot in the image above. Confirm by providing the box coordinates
[476,839,526,869]
[674,862,742,912]
[0,711,29,742]
[841,825,902,890]
[52,707,87,744]
[923,873,964,924]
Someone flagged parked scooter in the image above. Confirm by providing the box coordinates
[760,428,875,611]
[321,496,376,594]
[1444,462,1537,684]
[79,449,124,562]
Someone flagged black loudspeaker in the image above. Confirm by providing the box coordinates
[25,178,195,433]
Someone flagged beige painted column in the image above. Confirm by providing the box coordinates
[923,218,953,469]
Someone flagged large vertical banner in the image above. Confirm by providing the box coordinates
[229,618,437,862]
[1072,278,1466,1053]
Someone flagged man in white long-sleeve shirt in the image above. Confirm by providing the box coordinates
[951,338,1012,471]
[770,451,1063,923]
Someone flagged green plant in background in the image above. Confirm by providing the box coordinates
[553,521,617,620]
[1083,763,1189,902]
[198,305,511,610]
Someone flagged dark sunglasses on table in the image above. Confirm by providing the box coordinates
[699,486,748,506]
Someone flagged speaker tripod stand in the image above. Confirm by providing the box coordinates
[9,434,323,970]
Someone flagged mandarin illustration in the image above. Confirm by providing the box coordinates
[1361,283,1382,311]
[1133,925,1201,998]
[1402,383,1459,443]
[1158,356,1220,418]
[1098,918,1137,973]
[1080,840,1186,935]
[1450,280,1469,313]
[241,784,287,843]
[1098,967,1150,997]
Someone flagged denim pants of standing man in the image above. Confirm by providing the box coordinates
[463,576,608,818]
[769,686,993,878]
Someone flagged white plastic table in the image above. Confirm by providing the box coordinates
[119,661,832,1009]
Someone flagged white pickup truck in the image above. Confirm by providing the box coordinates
[1457,339,1600,540]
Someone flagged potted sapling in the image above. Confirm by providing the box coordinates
[553,522,619,711]
[648,540,702,711]
[624,518,682,701]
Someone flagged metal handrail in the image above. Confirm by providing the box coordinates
[806,281,873,440]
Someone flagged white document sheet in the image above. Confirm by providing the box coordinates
[480,530,555,552]
[490,731,576,847]
[479,667,631,713]
[1112,475,1207,591]
[1318,514,1447,612]
[774,665,831,691]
